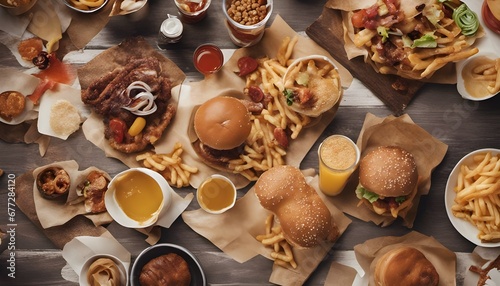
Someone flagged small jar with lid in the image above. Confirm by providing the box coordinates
[157,15,183,49]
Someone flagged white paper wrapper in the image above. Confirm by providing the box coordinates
[32,160,113,229]
[62,233,131,284]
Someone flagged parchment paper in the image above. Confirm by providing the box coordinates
[326,113,448,227]
[15,172,108,249]
[464,247,500,286]
[79,16,353,190]
[32,160,113,229]
[182,175,352,286]
[62,234,131,284]
[340,231,457,286]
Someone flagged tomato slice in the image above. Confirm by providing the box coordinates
[482,1,500,34]
[237,56,259,77]
[27,78,56,105]
[109,118,127,144]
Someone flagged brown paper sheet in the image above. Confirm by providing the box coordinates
[79,16,353,190]
[15,172,107,249]
[182,175,352,286]
[352,231,456,286]
[306,7,423,114]
[32,160,113,229]
[326,113,448,227]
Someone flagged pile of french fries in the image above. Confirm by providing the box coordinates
[256,214,297,269]
[451,152,500,242]
[228,36,313,181]
[136,142,198,188]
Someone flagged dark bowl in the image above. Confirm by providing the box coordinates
[130,243,206,286]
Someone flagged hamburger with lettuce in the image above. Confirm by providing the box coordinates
[355,146,419,218]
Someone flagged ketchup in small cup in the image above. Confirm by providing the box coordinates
[193,44,224,75]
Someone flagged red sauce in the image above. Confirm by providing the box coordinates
[176,0,209,23]
[179,0,207,12]
[34,54,76,85]
[193,44,223,75]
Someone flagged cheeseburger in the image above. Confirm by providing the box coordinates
[374,247,439,286]
[193,96,251,172]
[355,146,418,218]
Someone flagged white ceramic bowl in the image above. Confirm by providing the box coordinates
[456,52,499,101]
[130,243,206,286]
[444,148,500,247]
[0,0,37,15]
[196,174,236,214]
[79,254,128,286]
[105,167,172,228]
[62,0,108,13]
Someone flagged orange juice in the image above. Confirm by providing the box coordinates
[318,135,360,196]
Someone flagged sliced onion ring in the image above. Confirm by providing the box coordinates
[121,81,158,116]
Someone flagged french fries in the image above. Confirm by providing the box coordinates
[136,142,198,188]
[256,214,297,269]
[229,36,313,180]
[451,152,500,243]
[471,58,500,95]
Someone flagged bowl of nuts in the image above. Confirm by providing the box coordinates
[222,0,273,47]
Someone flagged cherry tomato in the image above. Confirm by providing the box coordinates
[351,10,367,28]
[237,56,258,76]
[109,118,127,144]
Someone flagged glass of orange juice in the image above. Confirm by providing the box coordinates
[318,135,360,196]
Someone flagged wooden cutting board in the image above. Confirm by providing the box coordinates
[306,7,425,115]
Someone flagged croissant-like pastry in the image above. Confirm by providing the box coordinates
[86,257,121,286]
[139,253,191,286]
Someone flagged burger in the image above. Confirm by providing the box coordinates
[192,96,252,172]
[483,0,500,34]
[374,246,439,286]
[355,146,418,218]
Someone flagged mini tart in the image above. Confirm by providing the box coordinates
[36,167,71,199]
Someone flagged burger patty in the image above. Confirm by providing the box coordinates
[194,140,244,170]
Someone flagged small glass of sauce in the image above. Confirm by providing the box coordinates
[174,0,211,24]
[193,43,224,75]
[197,174,237,214]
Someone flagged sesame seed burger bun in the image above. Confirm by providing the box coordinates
[194,96,251,150]
[359,146,418,198]
[374,246,439,286]
[254,165,339,248]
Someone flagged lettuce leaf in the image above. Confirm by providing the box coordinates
[355,186,379,203]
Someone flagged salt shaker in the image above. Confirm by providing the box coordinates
[157,14,183,49]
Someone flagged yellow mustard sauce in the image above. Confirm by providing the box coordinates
[114,171,163,222]
[198,177,235,211]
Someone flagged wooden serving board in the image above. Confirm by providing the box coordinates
[306,7,425,115]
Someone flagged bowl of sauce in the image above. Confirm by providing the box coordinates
[193,44,224,75]
[197,174,236,214]
[105,168,172,228]
[456,52,499,101]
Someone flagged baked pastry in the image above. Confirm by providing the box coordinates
[254,165,339,248]
[36,166,71,199]
[374,246,439,286]
[139,253,191,286]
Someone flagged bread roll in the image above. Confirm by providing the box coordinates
[254,165,339,248]
[139,253,191,286]
[374,247,439,286]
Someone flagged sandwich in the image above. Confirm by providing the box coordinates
[254,165,339,248]
[192,96,252,172]
[374,246,439,286]
[355,146,418,218]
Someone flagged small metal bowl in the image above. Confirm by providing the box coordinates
[62,0,109,13]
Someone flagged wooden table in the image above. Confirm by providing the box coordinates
[1,0,499,285]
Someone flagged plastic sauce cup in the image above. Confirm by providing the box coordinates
[197,174,237,214]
